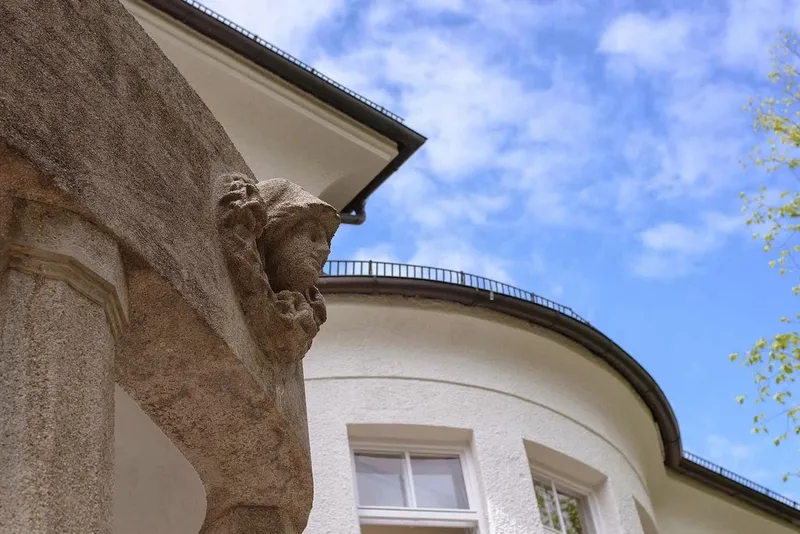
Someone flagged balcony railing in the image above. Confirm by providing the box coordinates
[322,260,589,324]
[180,0,405,123]
[321,259,800,512]
[684,452,800,510]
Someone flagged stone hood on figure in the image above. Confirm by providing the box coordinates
[216,173,340,364]
[256,178,339,294]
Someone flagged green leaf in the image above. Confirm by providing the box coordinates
[736,29,800,472]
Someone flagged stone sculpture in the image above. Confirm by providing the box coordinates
[0,1,336,532]
[217,173,339,364]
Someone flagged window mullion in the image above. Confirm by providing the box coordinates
[403,451,418,508]
[551,480,567,534]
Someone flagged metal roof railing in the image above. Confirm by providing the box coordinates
[321,259,800,513]
[684,452,800,511]
[322,259,588,324]
[180,0,405,123]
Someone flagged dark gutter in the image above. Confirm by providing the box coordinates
[318,275,800,529]
[138,0,427,225]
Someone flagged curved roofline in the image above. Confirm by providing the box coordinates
[137,0,427,224]
[319,276,683,462]
[318,268,800,528]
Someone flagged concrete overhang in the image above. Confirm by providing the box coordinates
[124,0,426,223]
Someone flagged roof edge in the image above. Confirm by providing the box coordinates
[137,0,427,220]
[317,276,800,528]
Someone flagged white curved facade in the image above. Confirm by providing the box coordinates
[303,294,798,534]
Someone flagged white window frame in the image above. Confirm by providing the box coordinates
[530,465,601,534]
[350,439,482,530]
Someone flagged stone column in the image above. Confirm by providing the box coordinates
[0,198,127,533]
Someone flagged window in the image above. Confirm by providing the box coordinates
[532,475,594,534]
[351,442,480,531]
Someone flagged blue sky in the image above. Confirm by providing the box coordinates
[205,0,800,496]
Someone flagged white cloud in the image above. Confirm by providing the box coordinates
[631,252,691,279]
[641,213,741,254]
[523,62,598,146]
[205,0,791,288]
[640,222,709,256]
[704,434,771,483]
[348,237,515,284]
[473,0,589,39]
[656,83,752,197]
[600,9,758,205]
[207,0,602,243]
[201,0,344,56]
[721,0,800,73]
[599,0,800,80]
[526,251,571,301]
[352,38,531,178]
[302,0,604,240]
[409,0,468,12]
[498,142,596,227]
[598,12,696,74]
[617,83,752,204]
[422,193,509,228]
[706,434,754,466]
[632,212,745,278]
[311,32,531,179]
[353,244,398,264]
[410,238,514,283]
[382,167,509,231]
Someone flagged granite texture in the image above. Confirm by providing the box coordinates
[217,174,339,364]
[0,272,115,533]
[201,506,295,534]
[0,1,340,530]
[0,201,123,533]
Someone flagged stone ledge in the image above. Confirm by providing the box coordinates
[9,243,128,339]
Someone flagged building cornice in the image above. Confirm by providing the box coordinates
[318,270,800,529]
[136,0,427,223]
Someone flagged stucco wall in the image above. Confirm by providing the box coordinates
[303,295,799,534]
[654,473,796,534]
[303,296,662,534]
[114,386,206,534]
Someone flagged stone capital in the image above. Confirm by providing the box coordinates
[4,197,129,337]
[0,195,126,533]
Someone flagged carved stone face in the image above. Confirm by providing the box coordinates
[262,218,330,293]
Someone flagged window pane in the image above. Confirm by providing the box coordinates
[354,453,408,507]
[533,478,561,531]
[558,491,585,534]
[410,455,470,509]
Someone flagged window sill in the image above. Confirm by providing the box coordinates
[359,506,479,528]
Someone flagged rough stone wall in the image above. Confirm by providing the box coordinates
[0,0,248,339]
[0,2,336,530]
